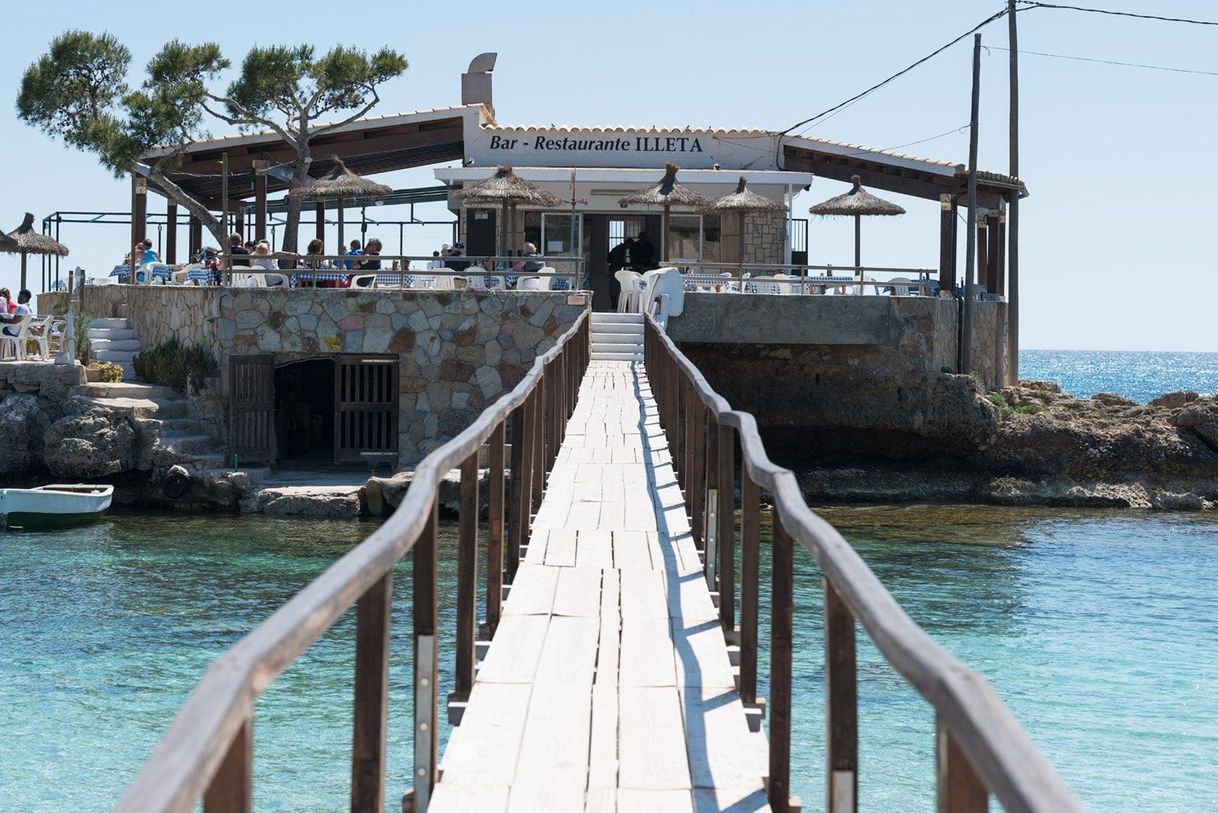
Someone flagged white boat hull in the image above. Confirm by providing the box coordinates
[0,484,114,529]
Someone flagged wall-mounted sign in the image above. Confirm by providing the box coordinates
[465,125,781,171]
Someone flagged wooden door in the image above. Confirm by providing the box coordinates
[335,355,399,463]
[229,354,275,465]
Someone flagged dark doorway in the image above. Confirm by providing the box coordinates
[464,208,497,256]
[584,213,659,311]
[275,358,336,461]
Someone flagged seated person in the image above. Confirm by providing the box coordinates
[228,233,251,268]
[2,289,32,336]
[135,239,159,265]
[251,241,278,270]
[354,238,382,270]
[445,241,471,273]
[344,239,364,269]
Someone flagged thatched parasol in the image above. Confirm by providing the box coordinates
[291,156,392,250]
[704,176,786,275]
[0,213,68,290]
[809,175,905,276]
[619,163,711,262]
[459,166,561,256]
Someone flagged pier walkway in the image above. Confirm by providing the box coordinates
[113,310,1082,813]
[432,360,767,811]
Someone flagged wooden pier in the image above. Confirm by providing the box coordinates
[432,360,767,811]
[112,309,1082,813]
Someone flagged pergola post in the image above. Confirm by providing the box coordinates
[131,174,148,249]
[188,215,202,258]
[315,200,325,244]
[165,200,178,264]
[253,161,269,244]
[976,216,989,295]
[987,209,1002,295]
[939,194,957,292]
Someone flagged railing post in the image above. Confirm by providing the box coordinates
[936,717,988,813]
[485,422,505,637]
[411,496,439,811]
[740,470,761,707]
[454,452,479,702]
[825,580,858,813]
[688,401,706,550]
[531,384,545,510]
[704,418,719,590]
[769,514,794,812]
[507,404,526,583]
[351,572,392,813]
[682,381,697,494]
[545,361,558,472]
[717,423,735,636]
[204,716,252,813]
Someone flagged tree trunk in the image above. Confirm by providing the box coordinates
[281,163,310,255]
[139,164,227,249]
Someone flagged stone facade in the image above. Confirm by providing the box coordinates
[719,210,787,265]
[65,285,585,464]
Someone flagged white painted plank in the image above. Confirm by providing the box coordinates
[679,686,768,792]
[613,530,653,571]
[507,684,593,812]
[543,527,578,567]
[575,529,614,569]
[534,616,599,686]
[616,789,694,813]
[435,683,531,785]
[553,567,604,617]
[475,615,549,683]
[429,784,510,812]
[502,564,558,617]
[587,684,618,789]
[619,617,677,687]
[619,569,668,619]
[618,686,692,790]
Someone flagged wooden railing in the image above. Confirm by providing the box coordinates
[111,311,591,813]
[643,314,1083,813]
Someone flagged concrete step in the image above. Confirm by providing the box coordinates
[193,453,229,469]
[590,321,643,335]
[90,338,141,352]
[590,312,643,324]
[590,351,643,362]
[87,328,137,341]
[592,332,642,345]
[89,397,160,419]
[89,318,130,329]
[80,381,173,399]
[592,346,645,357]
[119,362,136,381]
[151,398,195,419]
[96,350,137,363]
[162,434,218,455]
[159,418,206,435]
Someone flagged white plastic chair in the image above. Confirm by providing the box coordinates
[0,315,34,360]
[264,273,289,288]
[350,274,376,289]
[773,272,799,295]
[231,273,266,288]
[517,275,551,292]
[431,276,456,291]
[887,277,912,296]
[615,270,645,312]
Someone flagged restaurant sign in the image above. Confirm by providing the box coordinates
[465,126,780,171]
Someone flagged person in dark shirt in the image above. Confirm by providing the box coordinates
[445,241,472,273]
[355,238,382,271]
[631,231,658,271]
[228,233,251,268]
[606,237,636,308]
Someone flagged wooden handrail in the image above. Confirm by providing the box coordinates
[112,309,590,813]
[642,314,1082,813]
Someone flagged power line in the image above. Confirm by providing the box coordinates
[1016,1,1218,27]
[778,7,1013,140]
[988,45,1218,76]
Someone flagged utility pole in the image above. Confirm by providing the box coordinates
[961,34,982,375]
[1007,0,1021,385]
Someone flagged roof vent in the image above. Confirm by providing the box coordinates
[462,53,497,114]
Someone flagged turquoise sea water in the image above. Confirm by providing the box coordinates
[2,509,1216,811]
[1021,349,1218,404]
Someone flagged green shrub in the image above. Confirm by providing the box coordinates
[1013,403,1042,415]
[133,339,219,393]
[88,362,124,383]
[989,393,1007,410]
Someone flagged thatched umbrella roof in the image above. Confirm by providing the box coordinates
[705,176,786,214]
[618,162,710,209]
[809,175,905,217]
[0,213,69,256]
[290,156,393,201]
[0,212,68,291]
[0,229,15,249]
[459,166,561,208]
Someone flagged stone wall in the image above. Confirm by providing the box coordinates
[719,211,787,265]
[668,293,1007,466]
[76,285,585,463]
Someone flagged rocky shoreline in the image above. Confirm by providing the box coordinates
[795,381,1218,510]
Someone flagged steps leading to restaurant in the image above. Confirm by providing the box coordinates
[87,317,141,380]
[590,312,644,362]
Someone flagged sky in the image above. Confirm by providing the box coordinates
[1,0,1215,351]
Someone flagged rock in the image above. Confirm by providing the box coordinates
[243,485,363,518]
[1149,391,1199,409]
[44,405,138,478]
[1092,392,1138,407]
[0,394,53,476]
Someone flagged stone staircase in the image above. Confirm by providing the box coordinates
[87,317,140,380]
[79,381,228,469]
[589,312,644,362]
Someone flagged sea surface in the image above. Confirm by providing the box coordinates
[2,509,1216,812]
[1021,348,1218,404]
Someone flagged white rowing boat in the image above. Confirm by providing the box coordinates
[0,484,114,530]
